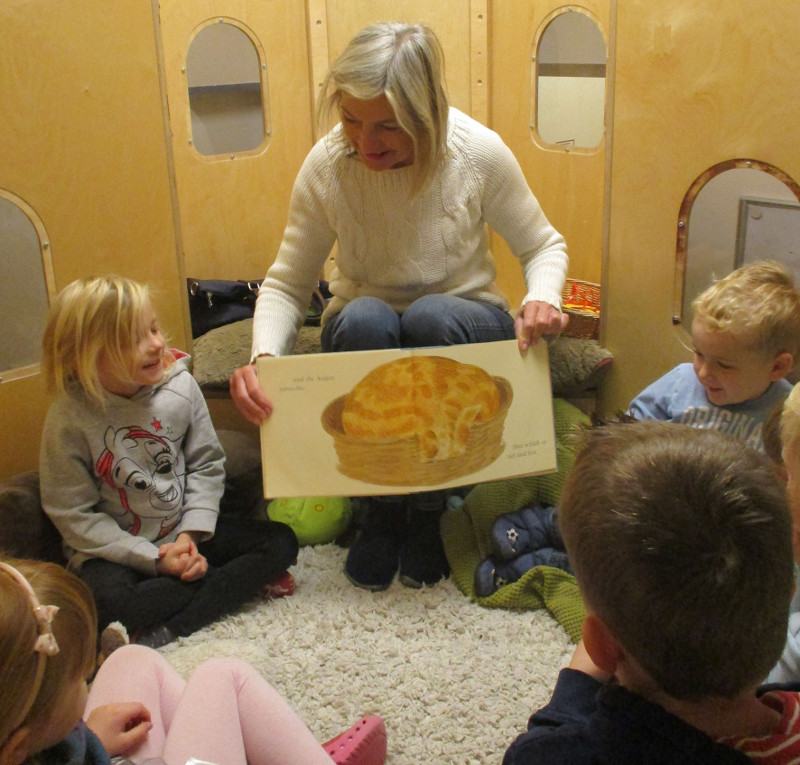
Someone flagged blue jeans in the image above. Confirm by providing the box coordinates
[321,295,515,352]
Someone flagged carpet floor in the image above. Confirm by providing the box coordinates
[159,543,573,764]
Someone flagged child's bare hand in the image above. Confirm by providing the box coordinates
[178,548,209,581]
[156,534,208,580]
[85,702,152,756]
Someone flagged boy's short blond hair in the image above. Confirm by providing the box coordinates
[692,260,800,359]
[41,275,154,406]
[559,421,793,701]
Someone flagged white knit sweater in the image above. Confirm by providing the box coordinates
[251,107,568,358]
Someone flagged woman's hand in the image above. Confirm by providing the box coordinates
[229,362,274,424]
[85,702,152,757]
[514,300,569,352]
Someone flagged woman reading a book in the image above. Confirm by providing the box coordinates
[229,21,568,592]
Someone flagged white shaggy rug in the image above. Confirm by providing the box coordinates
[159,543,573,764]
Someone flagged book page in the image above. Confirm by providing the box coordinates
[258,339,557,498]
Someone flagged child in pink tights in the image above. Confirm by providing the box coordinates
[0,557,386,765]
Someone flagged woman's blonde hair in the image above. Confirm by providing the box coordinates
[317,22,450,197]
[0,559,96,749]
[41,275,155,406]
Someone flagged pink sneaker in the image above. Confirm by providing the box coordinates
[263,571,295,599]
[323,715,387,765]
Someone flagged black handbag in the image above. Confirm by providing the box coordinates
[186,278,332,338]
[186,279,261,338]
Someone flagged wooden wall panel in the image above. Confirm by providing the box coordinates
[491,1,610,305]
[602,0,800,413]
[158,0,313,280]
[0,0,183,479]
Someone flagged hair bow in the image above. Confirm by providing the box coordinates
[33,604,60,656]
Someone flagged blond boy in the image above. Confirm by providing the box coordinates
[629,261,799,452]
[766,383,800,683]
[504,422,799,764]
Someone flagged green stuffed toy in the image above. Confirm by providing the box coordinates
[267,496,352,546]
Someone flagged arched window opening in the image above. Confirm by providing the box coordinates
[0,191,53,380]
[186,19,270,157]
[533,8,606,151]
[674,159,800,328]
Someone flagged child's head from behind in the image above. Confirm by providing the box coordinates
[690,261,799,406]
[41,275,165,405]
[559,421,793,702]
[0,559,96,762]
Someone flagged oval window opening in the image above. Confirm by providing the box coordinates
[675,160,800,328]
[186,21,268,156]
[534,9,606,150]
[0,192,52,377]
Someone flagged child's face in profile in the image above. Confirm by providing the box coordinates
[98,301,165,398]
[691,319,782,406]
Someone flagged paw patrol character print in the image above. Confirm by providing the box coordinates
[95,425,184,539]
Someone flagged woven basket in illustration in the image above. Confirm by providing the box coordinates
[321,377,513,487]
[561,279,601,340]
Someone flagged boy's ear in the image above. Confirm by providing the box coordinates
[582,612,622,675]
[769,352,794,381]
[0,728,31,765]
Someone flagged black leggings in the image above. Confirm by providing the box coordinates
[81,516,298,638]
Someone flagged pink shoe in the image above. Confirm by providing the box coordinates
[323,715,387,765]
[263,571,295,599]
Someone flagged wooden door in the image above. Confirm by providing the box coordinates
[491,1,611,302]
[602,0,800,413]
[157,0,314,280]
[0,1,184,478]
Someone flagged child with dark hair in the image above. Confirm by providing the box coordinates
[504,421,800,764]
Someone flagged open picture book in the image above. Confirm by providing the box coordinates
[258,338,557,498]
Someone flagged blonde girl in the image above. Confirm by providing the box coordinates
[0,558,386,765]
[38,275,298,649]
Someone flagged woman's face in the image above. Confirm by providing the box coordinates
[339,94,414,171]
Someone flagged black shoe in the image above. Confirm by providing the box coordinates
[344,499,405,591]
[399,492,450,588]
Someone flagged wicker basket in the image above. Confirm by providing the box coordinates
[561,279,601,340]
[321,377,513,487]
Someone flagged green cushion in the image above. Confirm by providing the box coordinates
[267,496,353,546]
[441,398,589,642]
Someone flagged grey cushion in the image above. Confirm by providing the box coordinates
[0,472,64,563]
[191,319,614,397]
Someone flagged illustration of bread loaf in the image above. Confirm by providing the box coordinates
[341,356,500,461]
[321,355,513,486]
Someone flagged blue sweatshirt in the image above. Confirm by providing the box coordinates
[628,363,791,453]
